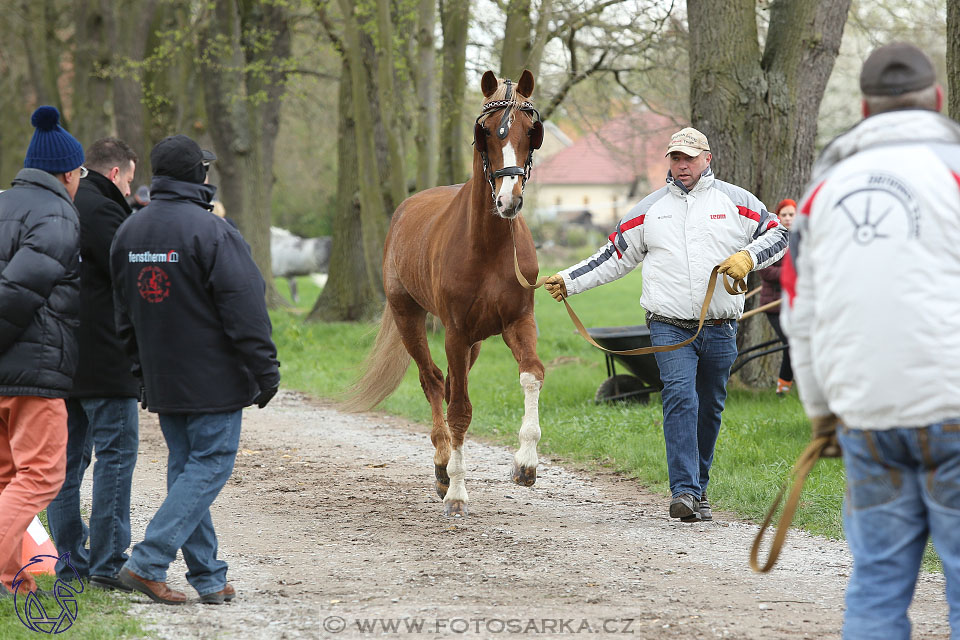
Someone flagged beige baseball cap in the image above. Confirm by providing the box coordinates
[665,127,710,157]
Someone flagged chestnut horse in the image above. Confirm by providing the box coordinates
[345,70,546,516]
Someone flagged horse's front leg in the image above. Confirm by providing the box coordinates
[503,315,545,487]
[443,332,473,517]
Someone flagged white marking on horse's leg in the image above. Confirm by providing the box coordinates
[444,445,468,506]
[496,142,520,214]
[514,371,541,472]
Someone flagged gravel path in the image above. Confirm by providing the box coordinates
[82,390,950,639]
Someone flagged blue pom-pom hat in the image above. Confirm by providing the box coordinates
[24,105,84,174]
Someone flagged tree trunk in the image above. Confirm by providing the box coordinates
[109,0,159,175]
[438,0,470,185]
[949,0,960,120]
[200,0,287,308]
[21,0,62,109]
[374,0,408,208]
[500,0,533,79]
[72,0,113,145]
[414,0,438,191]
[688,0,850,387]
[337,0,389,294]
[309,58,382,322]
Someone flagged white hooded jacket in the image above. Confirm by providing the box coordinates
[783,109,960,429]
[559,168,787,320]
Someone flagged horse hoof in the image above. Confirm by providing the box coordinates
[444,500,469,517]
[512,464,537,487]
[434,466,450,498]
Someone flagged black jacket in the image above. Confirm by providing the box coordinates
[71,171,139,398]
[109,176,280,413]
[0,169,80,397]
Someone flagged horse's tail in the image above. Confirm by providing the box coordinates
[341,305,411,412]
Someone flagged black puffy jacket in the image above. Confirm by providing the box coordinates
[109,176,280,413]
[0,169,80,397]
[71,171,139,398]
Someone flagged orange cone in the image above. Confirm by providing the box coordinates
[21,516,59,575]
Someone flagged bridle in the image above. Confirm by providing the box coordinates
[473,80,544,202]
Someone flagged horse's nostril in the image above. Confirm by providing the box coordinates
[517,197,524,211]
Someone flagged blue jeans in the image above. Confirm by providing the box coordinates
[125,411,242,596]
[838,423,960,640]
[47,397,138,580]
[649,320,739,498]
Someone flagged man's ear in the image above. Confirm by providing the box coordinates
[704,152,713,166]
[936,85,944,112]
[108,166,121,182]
[861,98,871,119]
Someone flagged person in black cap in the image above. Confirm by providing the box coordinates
[0,105,83,597]
[109,133,280,605]
[783,43,960,639]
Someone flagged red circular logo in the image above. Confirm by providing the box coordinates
[137,266,170,303]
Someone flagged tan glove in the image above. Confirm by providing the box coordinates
[544,274,567,302]
[810,414,842,458]
[717,250,754,280]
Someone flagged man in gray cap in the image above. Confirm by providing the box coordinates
[543,124,787,524]
[783,43,960,639]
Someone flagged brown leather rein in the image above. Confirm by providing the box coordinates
[510,223,747,356]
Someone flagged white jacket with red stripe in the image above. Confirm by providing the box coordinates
[783,109,960,429]
[559,168,787,320]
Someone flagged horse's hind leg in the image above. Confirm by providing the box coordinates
[502,315,545,487]
[389,297,451,498]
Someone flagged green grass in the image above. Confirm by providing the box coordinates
[0,575,147,639]
[273,267,941,572]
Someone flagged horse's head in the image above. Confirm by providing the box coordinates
[474,69,544,219]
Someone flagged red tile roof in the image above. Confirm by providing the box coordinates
[531,111,678,186]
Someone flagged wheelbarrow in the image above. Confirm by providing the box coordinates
[584,325,663,403]
[585,322,788,403]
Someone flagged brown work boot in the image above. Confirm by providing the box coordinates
[118,568,186,605]
[699,494,713,521]
[200,583,236,604]
[669,493,702,522]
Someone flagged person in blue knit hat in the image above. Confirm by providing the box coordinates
[0,105,84,597]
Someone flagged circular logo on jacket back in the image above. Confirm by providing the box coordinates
[137,266,170,303]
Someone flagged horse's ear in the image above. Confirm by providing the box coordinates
[481,71,499,98]
[518,69,535,98]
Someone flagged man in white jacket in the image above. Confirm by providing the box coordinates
[783,43,960,640]
[545,128,787,522]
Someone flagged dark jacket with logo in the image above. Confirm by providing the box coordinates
[0,169,80,397]
[109,176,280,413]
[71,171,139,398]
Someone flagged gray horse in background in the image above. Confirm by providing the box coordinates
[271,226,332,302]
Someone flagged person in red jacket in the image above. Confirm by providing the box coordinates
[758,199,796,395]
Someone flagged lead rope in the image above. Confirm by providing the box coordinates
[749,437,831,572]
[510,221,747,356]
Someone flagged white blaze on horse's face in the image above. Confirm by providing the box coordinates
[495,140,522,218]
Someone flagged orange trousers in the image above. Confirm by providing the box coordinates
[0,396,67,593]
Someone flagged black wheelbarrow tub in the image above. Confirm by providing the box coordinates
[585,325,663,402]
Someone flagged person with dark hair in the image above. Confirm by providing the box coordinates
[0,106,83,596]
[758,198,796,396]
[784,43,960,639]
[46,137,140,592]
[110,134,280,605]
